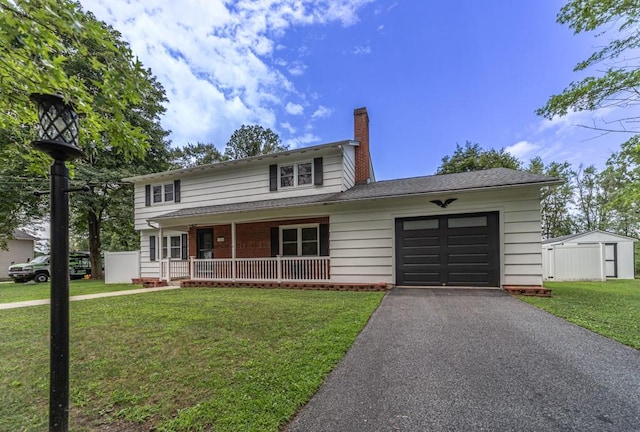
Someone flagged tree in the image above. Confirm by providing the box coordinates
[572,165,611,232]
[436,141,522,174]
[537,1,640,142]
[527,157,576,239]
[170,142,226,168]
[0,1,173,276]
[0,0,153,158]
[224,125,287,160]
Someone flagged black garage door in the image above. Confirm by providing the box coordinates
[395,212,500,287]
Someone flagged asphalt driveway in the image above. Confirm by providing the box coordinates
[285,288,640,432]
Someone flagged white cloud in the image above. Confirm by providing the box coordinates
[352,45,371,55]
[285,132,321,149]
[280,121,296,134]
[285,102,304,115]
[288,61,307,76]
[79,0,371,146]
[505,140,539,160]
[311,105,333,119]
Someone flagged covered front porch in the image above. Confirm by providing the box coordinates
[154,216,332,284]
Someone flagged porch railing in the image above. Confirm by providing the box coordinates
[178,256,330,282]
[161,256,330,283]
[160,258,191,281]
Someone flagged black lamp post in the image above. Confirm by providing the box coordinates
[31,93,84,432]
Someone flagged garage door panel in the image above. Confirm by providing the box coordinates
[403,236,440,248]
[448,253,490,264]
[402,272,440,284]
[448,234,489,246]
[448,272,491,285]
[395,212,499,287]
[403,254,440,265]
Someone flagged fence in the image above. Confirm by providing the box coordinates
[542,243,605,281]
[104,251,140,284]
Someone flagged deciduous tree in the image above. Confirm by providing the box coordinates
[224,125,287,160]
[436,141,521,174]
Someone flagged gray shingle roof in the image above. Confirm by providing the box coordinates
[152,168,560,221]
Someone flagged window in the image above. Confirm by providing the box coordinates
[280,225,319,256]
[164,183,174,202]
[279,162,313,188]
[145,180,181,206]
[153,185,162,203]
[161,235,186,259]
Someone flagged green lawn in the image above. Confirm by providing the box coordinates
[520,279,640,349]
[0,287,384,431]
[0,279,140,304]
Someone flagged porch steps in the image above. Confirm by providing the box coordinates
[180,280,390,292]
[132,278,169,288]
[503,286,552,297]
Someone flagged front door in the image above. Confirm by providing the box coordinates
[196,228,214,259]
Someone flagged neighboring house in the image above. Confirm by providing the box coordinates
[124,107,560,290]
[542,230,637,281]
[0,230,36,279]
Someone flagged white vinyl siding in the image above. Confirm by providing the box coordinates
[341,144,356,190]
[329,187,544,286]
[0,239,35,279]
[132,149,346,230]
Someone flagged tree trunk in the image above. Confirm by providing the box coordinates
[88,210,103,280]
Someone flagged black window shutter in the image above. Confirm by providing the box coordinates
[270,226,279,256]
[150,235,156,261]
[319,224,329,256]
[145,185,151,206]
[174,179,181,203]
[269,164,278,191]
[181,233,188,259]
[314,157,323,186]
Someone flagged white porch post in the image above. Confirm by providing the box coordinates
[158,227,164,281]
[277,255,282,283]
[231,222,236,282]
[189,256,195,279]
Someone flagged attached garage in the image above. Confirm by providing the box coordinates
[395,212,500,287]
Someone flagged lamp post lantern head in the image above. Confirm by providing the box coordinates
[31,93,84,161]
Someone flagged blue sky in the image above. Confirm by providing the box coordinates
[78,0,632,180]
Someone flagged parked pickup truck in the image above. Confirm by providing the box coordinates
[8,252,92,283]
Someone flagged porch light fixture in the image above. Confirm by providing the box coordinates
[31,92,84,432]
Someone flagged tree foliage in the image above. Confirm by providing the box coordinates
[537,0,640,138]
[0,0,172,272]
[170,142,225,168]
[436,141,521,174]
[224,125,287,160]
[0,0,155,159]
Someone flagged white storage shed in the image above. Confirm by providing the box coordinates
[542,230,637,281]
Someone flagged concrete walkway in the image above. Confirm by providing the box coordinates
[285,288,640,432]
[0,286,180,310]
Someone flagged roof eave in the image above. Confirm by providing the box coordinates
[148,179,560,223]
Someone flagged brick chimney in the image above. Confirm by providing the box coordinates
[354,107,371,184]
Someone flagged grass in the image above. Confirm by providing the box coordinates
[0,287,384,431]
[0,279,140,304]
[520,279,640,349]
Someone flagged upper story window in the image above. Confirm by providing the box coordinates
[280,162,312,188]
[145,180,181,207]
[270,157,322,191]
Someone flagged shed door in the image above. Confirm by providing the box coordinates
[395,212,500,287]
[605,243,617,278]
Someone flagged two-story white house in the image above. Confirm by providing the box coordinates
[124,107,560,292]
